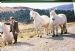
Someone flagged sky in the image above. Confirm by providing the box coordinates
[0,2,72,9]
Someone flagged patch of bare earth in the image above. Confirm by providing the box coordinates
[1,22,75,51]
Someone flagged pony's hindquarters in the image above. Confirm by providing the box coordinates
[2,24,13,45]
[58,14,67,34]
[43,23,51,35]
[58,14,67,24]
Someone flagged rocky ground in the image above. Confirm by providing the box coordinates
[0,24,75,51]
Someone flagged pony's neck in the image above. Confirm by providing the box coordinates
[34,12,40,19]
[34,15,40,21]
[52,12,57,18]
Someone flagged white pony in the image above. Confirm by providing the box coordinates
[50,10,67,37]
[30,10,50,38]
[0,22,13,46]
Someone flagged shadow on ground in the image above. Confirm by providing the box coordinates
[8,33,75,46]
[9,42,34,46]
[47,35,64,40]
[42,33,64,40]
[43,32,75,40]
[62,32,75,38]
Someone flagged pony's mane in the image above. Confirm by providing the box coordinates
[30,10,40,18]
[50,10,57,18]
[50,10,56,15]
[33,11,40,17]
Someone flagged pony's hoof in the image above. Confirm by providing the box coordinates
[40,36,42,38]
[47,34,48,35]
[52,34,55,37]
[8,42,12,44]
[49,33,50,34]
[64,32,67,34]
[37,35,39,37]
[61,33,63,35]
[56,35,59,37]
[5,43,7,46]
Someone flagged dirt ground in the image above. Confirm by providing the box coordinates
[0,22,75,51]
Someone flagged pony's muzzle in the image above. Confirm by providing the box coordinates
[0,35,1,37]
[52,18,55,21]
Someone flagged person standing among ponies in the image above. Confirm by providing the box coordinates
[5,17,19,44]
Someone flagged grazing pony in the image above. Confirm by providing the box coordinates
[30,10,50,38]
[50,10,67,37]
[0,22,13,46]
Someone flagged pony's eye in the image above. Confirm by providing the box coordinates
[52,18,55,20]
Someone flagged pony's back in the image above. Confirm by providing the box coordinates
[58,14,67,23]
[41,15,49,25]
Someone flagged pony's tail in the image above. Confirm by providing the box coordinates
[63,23,67,34]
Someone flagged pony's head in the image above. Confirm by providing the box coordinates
[0,33,2,37]
[30,10,40,20]
[50,10,57,21]
[50,10,56,16]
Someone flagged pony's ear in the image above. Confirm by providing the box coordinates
[29,9,34,12]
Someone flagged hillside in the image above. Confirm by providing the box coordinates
[0,3,74,22]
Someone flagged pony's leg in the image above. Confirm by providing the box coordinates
[52,26,55,37]
[47,24,50,35]
[43,27,45,36]
[65,23,67,34]
[36,29,39,37]
[45,28,47,35]
[44,27,48,35]
[43,24,49,35]
[35,28,39,37]
[44,28,47,35]
[0,39,5,47]
[47,25,51,35]
[51,29,53,33]
[56,26,59,36]
[39,28,42,38]
[60,25,64,35]
[0,42,5,47]
[8,40,12,44]
[49,24,52,34]
[46,28,49,35]
[63,23,67,34]
[47,24,51,35]
[3,41,7,46]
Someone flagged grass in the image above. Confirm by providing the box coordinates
[18,23,37,40]
[18,22,75,40]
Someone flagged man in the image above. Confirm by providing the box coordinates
[5,17,19,44]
